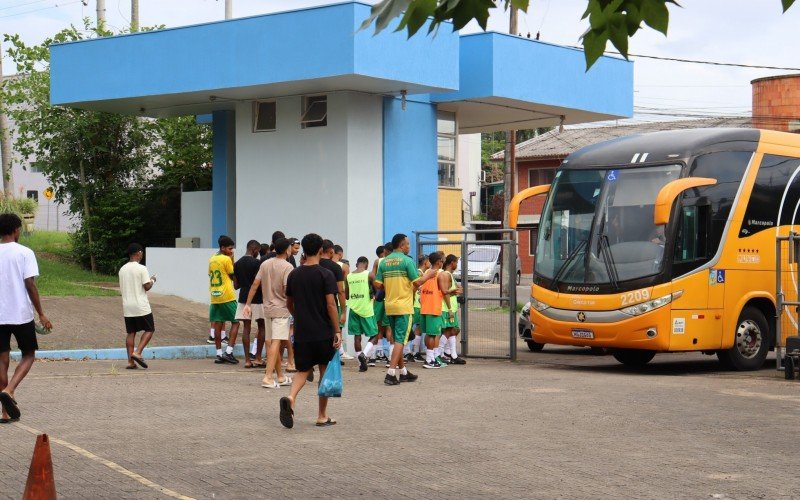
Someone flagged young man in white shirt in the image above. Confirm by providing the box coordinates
[118,243,157,369]
[0,214,52,423]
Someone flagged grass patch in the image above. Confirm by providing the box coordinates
[19,230,73,260]
[18,230,118,296]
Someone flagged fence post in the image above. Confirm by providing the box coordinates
[776,236,783,370]
[461,237,469,357]
[509,233,517,362]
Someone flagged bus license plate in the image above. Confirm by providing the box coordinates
[571,329,594,339]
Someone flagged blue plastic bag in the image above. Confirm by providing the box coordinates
[318,351,343,398]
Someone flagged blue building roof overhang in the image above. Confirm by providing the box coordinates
[49,2,633,127]
[50,2,459,117]
[432,33,634,133]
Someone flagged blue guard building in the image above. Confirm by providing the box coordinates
[49,1,632,303]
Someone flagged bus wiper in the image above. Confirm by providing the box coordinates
[553,239,587,284]
[599,234,620,290]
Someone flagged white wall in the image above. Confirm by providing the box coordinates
[235,92,383,265]
[457,133,482,218]
[147,247,244,305]
[180,191,212,248]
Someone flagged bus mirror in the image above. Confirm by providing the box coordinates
[510,184,551,229]
[653,177,717,225]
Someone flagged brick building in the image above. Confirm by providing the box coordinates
[492,117,751,275]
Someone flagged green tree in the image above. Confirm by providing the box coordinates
[362,0,797,68]
[2,22,209,273]
[153,116,212,192]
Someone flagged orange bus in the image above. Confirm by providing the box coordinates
[511,128,800,370]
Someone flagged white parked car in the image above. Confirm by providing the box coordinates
[454,245,522,285]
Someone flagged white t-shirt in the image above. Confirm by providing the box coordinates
[118,261,152,317]
[0,242,39,325]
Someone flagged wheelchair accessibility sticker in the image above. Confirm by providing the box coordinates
[709,269,725,285]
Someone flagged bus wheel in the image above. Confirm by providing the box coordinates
[716,306,769,371]
[612,349,656,366]
[526,340,544,352]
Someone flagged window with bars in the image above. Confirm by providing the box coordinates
[528,168,555,187]
[437,111,456,187]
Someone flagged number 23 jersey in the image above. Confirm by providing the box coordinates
[209,253,235,304]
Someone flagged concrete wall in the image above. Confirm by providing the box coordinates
[180,191,212,248]
[234,91,382,264]
[147,247,243,305]
[457,133,481,217]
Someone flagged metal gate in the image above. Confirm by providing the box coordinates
[776,232,800,370]
[415,229,518,360]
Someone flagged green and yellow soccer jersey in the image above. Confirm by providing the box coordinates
[209,253,235,304]
[375,251,420,315]
[347,271,374,318]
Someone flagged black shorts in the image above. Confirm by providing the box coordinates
[0,322,38,354]
[124,313,155,334]
[293,338,336,373]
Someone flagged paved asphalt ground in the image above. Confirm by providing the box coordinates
[3,344,800,499]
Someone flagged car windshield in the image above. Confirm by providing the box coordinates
[535,165,682,286]
[468,248,499,262]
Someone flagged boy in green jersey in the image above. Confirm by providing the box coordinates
[346,257,378,372]
[405,254,430,363]
[439,254,465,365]
[209,235,240,364]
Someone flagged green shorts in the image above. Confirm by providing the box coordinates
[441,309,460,330]
[412,307,421,328]
[209,301,238,323]
[373,300,389,327]
[348,310,378,337]
[386,314,412,344]
[420,314,443,336]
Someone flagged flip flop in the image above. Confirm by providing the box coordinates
[279,397,294,429]
[253,362,267,368]
[131,356,148,369]
[315,418,337,427]
[244,363,256,369]
[0,417,19,424]
[261,380,278,389]
[125,365,138,370]
[0,392,20,421]
[276,376,293,386]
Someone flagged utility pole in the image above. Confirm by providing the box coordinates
[131,0,139,32]
[0,39,14,196]
[96,0,106,30]
[225,0,232,19]
[501,5,519,300]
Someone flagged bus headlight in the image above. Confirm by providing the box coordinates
[521,302,531,318]
[620,292,681,316]
[531,297,550,312]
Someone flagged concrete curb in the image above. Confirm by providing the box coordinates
[10,344,246,362]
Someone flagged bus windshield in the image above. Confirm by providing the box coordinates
[536,164,682,286]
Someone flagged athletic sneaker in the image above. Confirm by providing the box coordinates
[214,355,226,364]
[384,374,400,386]
[341,352,355,360]
[358,353,368,372]
[399,371,418,382]
[414,353,425,362]
[405,353,416,363]
[368,358,377,367]
[423,360,441,369]
[440,353,453,363]
[221,338,228,345]
[436,356,449,367]
[221,352,238,364]
[206,335,215,344]
[449,356,466,365]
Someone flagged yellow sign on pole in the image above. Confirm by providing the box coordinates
[43,187,54,201]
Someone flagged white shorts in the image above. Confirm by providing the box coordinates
[265,316,291,341]
[235,302,265,321]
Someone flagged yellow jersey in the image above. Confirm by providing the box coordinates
[208,253,235,304]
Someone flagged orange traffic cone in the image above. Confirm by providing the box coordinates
[22,434,57,499]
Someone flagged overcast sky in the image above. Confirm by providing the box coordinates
[2,0,799,122]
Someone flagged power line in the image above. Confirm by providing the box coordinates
[571,46,800,71]
[0,0,51,12]
[0,0,82,19]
